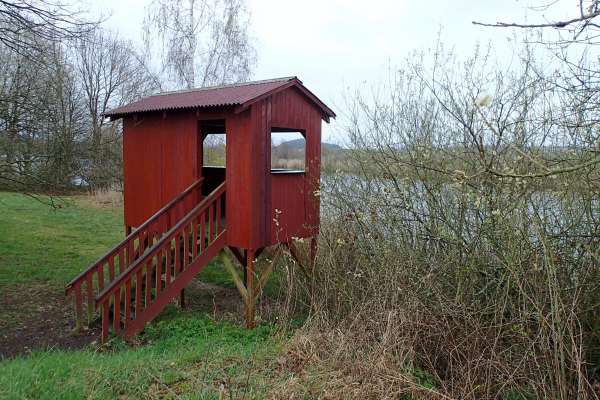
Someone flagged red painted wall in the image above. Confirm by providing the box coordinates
[122,87,324,250]
[122,111,198,228]
[270,173,309,243]
[269,87,322,244]
[225,87,323,249]
[225,102,271,249]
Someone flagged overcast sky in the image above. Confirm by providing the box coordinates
[95,0,576,143]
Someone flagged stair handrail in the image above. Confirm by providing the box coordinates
[65,178,204,295]
[95,181,226,307]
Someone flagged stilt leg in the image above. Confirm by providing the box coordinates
[228,246,246,267]
[245,249,256,329]
[223,247,279,329]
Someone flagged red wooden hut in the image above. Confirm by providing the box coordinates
[65,77,335,341]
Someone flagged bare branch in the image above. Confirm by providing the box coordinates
[0,0,100,58]
[472,9,600,29]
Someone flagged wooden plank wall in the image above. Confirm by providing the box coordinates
[225,109,252,248]
[123,111,198,228]
[225,99,271,249]
[270,173,308,243]
[226,86,323,249]
[269,87,322,243]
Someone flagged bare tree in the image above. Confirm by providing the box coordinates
[143,0,256,89]
[0,0,98,57]
[75,28,160,188]
[41,42,86,188]
[0,4,163,195]
[0,0,100,197]
[0,42,41,189]
[474,1,600,157]
[0,37,87,193]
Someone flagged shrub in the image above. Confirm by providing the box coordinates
[285,44,600,399]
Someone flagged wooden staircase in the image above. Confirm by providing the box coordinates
[66,180,226,341]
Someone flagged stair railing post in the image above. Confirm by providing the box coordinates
[179,230,186,309]
[179,289,186,309]
[74,283,83,331]
[92,181,224,342]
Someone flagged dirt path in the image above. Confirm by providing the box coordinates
[0,283,100,359]
[0,279,277,360]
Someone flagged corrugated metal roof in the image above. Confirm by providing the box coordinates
[104,76,335,120]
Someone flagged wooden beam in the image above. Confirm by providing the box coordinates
[254,247,264,260]
[179,289,185,309]
[221,253,249,301]
[222,246,280,328]
[245,249,256,328]
[228,246,246,266]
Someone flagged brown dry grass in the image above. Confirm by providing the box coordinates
[274,212,600,400]
[77,188,123,209]
[272,43,600,400]
[272,158,305,170]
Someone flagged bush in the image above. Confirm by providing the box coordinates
[285,44,600,399]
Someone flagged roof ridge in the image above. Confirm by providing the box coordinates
[155,76,298,97]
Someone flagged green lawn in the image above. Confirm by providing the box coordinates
[0,191,290,399]
[0,192,124,286]
[0,314,285,399]
[0,191,282,292]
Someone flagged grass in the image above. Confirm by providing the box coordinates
[0,191,290,399]
[0,192,123,287]
[0,191,274,291]
[0,313,284,399]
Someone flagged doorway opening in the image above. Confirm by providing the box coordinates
[199,119,226,195]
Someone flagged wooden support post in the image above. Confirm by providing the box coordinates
[221,253,249,302]
[253,246,282,300]
[223,247,279,329]
[245,249,256,329]
[74,285,83,331]
[228,246,246,267]
[86,275,94,325]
